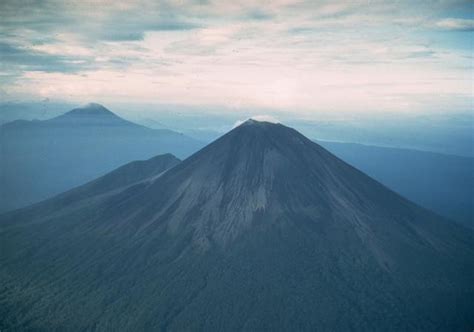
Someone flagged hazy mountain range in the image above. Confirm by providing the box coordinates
[319,141,473,228]
[1,104,471,229]
[0,103,203,212]
[2,101,472,158]
[1,120,472,330]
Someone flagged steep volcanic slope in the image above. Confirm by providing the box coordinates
[319,141,474,228]
[1,120,473,331]
[0,153,180,243]
[0,103,203,212]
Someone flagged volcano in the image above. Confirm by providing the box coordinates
[0,103,203,212]
[1,120,473,331]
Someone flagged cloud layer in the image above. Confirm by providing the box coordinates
[0,0,472,115]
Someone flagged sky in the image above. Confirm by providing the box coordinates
[0,0,473,118]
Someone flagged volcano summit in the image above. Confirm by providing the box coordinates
[1,120,473,331]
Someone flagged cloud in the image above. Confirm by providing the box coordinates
[94,15,201,42]
[435,18,474,31]
[0,42,93,73]
[0,0,201,43]
[0,0,472,116]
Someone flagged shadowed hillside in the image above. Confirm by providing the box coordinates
[319,141,474,228]
[0,103,203,212]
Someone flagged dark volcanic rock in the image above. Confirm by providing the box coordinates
[1,120,473,331]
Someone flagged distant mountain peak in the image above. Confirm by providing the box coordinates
[65,103,116,117]
[51,103,132,126]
